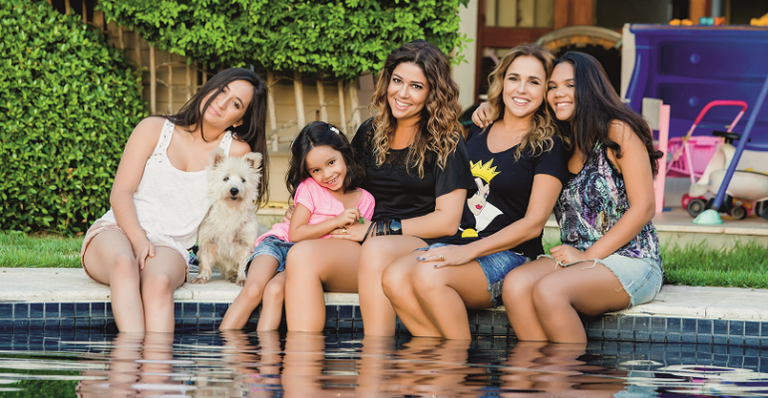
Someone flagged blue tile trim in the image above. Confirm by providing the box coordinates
[3,301,768,348]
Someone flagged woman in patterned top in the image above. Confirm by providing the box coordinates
[501,51,664,343]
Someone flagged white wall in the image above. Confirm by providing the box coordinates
[453,0,479,111]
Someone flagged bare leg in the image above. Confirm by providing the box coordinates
[411,260,491,339]
[257,271,286,331]
[139,248,186,333]
[82,231,145,333]
[502,257,560,341]
[381,252,441,337]
[355,336,396,395]
[220,256,280,330]
[281,331,326,397]
[532,263,629,343]
[284,239,360,332]
[358,235,426,336]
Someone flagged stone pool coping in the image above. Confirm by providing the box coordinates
[1,268,767,348]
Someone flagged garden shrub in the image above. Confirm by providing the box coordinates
[97,0,470,80]
[0,0,147,235]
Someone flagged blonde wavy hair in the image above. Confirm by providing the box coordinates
[369,40,463,178]
[486,44,561,159]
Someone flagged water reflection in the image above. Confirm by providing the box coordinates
[1,330,767,397]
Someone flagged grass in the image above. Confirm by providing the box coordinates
[661,241,768,289]
[0,230,83,268]
[1,231,766,289]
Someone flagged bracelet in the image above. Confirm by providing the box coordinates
[376,220,387,236]
[361,221,376,243]
[335,216,342,229]
[389,218,402,235]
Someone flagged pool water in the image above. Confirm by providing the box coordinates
[1,329,767,397]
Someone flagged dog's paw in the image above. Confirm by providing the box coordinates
[227,274,239,284]
[190,275,210,284]
[236,278,246,287]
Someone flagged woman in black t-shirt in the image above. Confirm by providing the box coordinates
[283,40,474,333]
[380,44,569,339]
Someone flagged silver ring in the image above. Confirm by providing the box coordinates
[439,255,445,261]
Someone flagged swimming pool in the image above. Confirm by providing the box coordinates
[1,329,767,397]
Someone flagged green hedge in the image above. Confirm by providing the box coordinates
[97,0,470,81]
[0,1,147,235]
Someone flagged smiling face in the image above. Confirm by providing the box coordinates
[547,62,576,122]
[502,55,546,122]
[200,79,254,130]
[304,144,348,192]
[387,62,430,125]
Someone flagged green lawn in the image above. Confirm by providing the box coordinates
[1,231,766,289]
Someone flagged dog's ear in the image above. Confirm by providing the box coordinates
[244,152,262,170]
[209,147,227,167]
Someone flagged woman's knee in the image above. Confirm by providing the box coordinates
[284,242,318,276]
[381,262,412,300]
[110,254,139,282]
[531,278,566,313]
[502,267,541,301]
[141,273,175,299]
[410,263,444,295]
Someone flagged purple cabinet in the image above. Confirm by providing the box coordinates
[625,25,768,149]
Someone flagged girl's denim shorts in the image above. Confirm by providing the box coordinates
[416,243,529,307]
[539,254,663,307]
[246,235,295,274]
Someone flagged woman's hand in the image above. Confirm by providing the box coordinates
[548,245,592,265]
[471,102,492,128]
[416,245,475,268]
[330,218,369,242]
[131,236,155,270]
[281,205,295,224]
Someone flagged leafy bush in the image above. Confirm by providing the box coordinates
[97,0,470,80]
[0,0,147,235]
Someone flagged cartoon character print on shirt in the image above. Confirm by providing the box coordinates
[461,159,503,238]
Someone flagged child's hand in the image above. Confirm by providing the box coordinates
[471,102,492,128]
[335,207,361,227]
[330,218,368,242]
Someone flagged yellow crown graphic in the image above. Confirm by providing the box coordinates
[470,159,500,183]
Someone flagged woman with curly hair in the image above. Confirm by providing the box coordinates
[381,44,570,339]
[501,52,663,343]
[283,40,474,333]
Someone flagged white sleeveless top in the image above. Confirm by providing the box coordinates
[99,120,233,253]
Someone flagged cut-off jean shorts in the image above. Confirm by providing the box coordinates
[416,243,529,307]
[245,235,295,275]
[539,253,663,307]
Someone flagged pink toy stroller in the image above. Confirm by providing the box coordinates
[669,100,749,210]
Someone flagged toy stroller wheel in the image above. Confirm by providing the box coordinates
[681,193,691,210]
[731,206,747,220]
[687,198,707,217]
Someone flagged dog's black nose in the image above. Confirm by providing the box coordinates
[230,187,239,196]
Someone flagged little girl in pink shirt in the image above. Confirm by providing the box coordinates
[220,121,375,330]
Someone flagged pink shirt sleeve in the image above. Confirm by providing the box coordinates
[293,179,317,215]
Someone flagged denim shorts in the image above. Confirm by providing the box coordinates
[416,243,529,307]
[245,235,295,274]
[540,254,663,307]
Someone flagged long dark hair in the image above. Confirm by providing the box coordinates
[558,52,662,175]
[167,67,270,204]
[286,121,365,198]
[369,40,463,177]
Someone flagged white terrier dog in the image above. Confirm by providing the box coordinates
[191,147,262,286]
